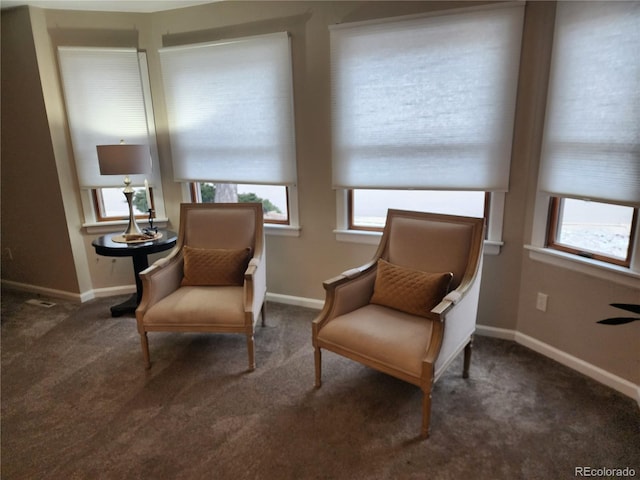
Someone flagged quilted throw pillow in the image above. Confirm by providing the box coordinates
[181,246,251,286]
[370,259,453,318]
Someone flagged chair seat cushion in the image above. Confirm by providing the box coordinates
[142,286,245,329]
[317,304,434,378]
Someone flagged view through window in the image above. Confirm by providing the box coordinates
[96,187,151,220]
[194,183,289,224]
[549,198,635,264]
[350,190,486,229]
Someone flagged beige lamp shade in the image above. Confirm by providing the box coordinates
[96,144,150,176]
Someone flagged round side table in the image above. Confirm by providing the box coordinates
[92,230,178,317]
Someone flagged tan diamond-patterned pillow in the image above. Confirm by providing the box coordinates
[370,259,453,318]
[181,246,251,286]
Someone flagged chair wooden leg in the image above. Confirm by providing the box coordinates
[140,332,151,369]
[247,333,256,372]
[260,302,266,327]
[421,388,432,439]
[463,336,473,379]
[314,347,322,388]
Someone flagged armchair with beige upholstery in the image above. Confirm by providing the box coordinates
[312,209,484,438]
[135,203,266,371]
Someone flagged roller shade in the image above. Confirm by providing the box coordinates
[159,32,297,185]
[57,47,152,188]
[330,4,524,190]
[538,1,640,206]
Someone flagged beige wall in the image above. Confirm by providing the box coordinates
[1,1,638,387]
[1,7,79,294]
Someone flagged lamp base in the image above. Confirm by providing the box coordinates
[122,188,143,239]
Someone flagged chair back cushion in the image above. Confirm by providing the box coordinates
[180,203,260,251]
[370,259,452,318]
[181,246,251,286]
[385,214,477,290]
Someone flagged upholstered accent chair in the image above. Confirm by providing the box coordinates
[312,209,484,438]
[135,203,266,371]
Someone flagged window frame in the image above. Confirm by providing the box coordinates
[527,193,640,288]
[546,196,637,268]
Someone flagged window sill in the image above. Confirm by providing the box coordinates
[265,224,301,237]
[335,229,502,255]
[525,245,640,289]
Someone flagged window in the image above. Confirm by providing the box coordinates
[93,187,156,221]
[57,47,165,226]
[350,190,486,230]
[190,183,290,224]
[532,2,640,273]
[547,198,637,267]
[159,32,298,230]
[330,4,524,249]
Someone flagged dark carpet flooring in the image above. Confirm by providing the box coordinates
[1,289,639,479]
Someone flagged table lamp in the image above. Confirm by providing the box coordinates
[97,141,151,241]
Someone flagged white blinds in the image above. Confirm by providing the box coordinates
[159,32,297,185]
[538,2,640,206]
[330,4,524,190]
[57,47,151,189]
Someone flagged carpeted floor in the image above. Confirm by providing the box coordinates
[1,289,639,480]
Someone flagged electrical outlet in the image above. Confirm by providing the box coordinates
[536,293,548,312]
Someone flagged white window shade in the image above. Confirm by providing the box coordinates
[330,4,524,190]
[538,2,640,206]
[57,47,152,189]
[159,32,297,185]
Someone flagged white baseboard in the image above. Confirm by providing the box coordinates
[514,331,640,406]
[1,279,87,302]
[477,323,638,404]
[475,324,517,341]
[90,285,136,299]
[266,292,324,310]
[1,279,136,303]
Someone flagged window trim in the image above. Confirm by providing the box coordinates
[546,197,636,268]
[527,192,640,288]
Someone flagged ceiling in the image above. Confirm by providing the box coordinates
[0,0,218,12]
